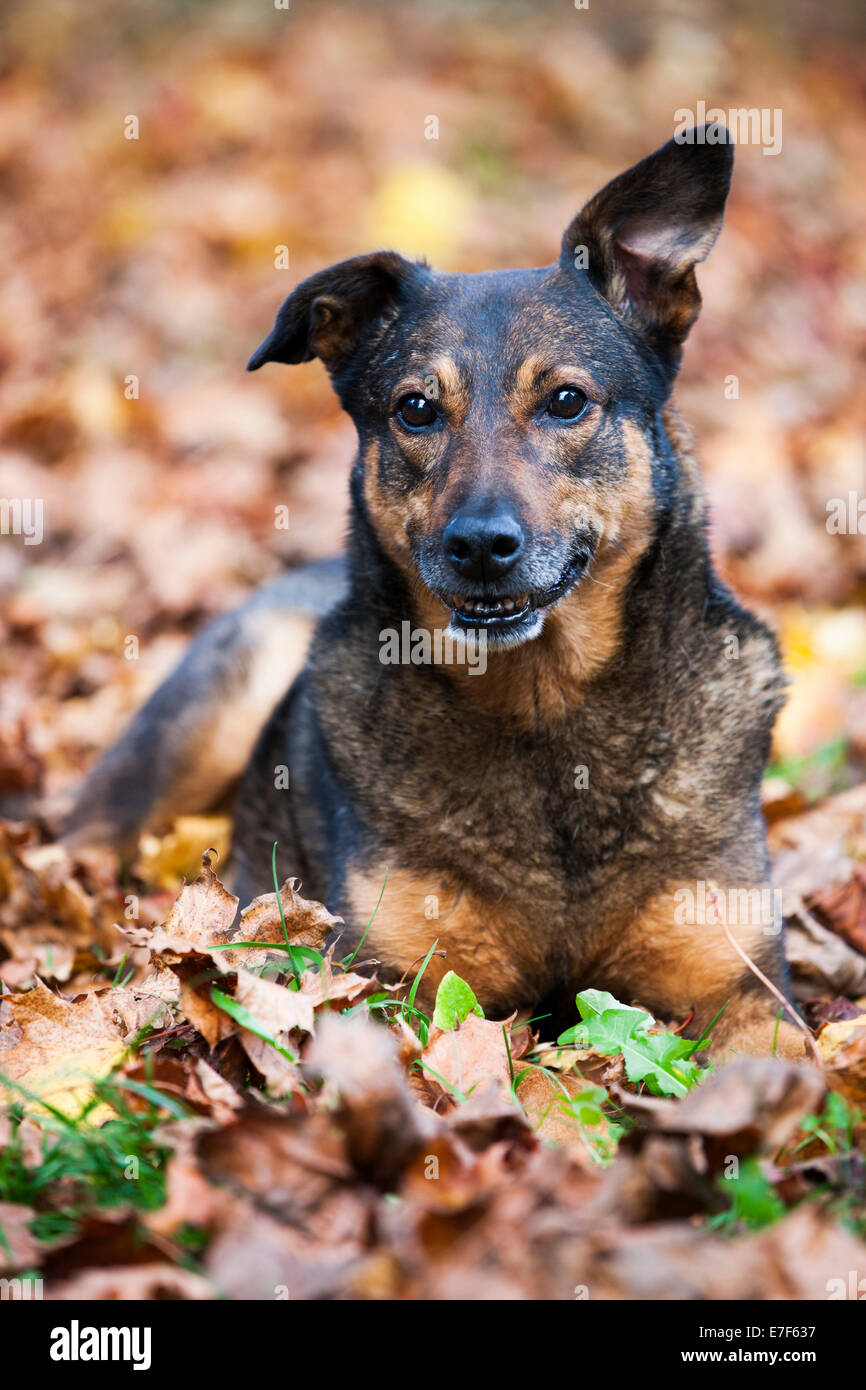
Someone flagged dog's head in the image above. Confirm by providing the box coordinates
[249,127,732,648]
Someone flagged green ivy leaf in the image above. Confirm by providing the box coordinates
[711,1156,787,1231]
[432,971,484,1031]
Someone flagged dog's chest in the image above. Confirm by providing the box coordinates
[341,669,665,900]
[335,716,662,1009]
[318,652,676,1008]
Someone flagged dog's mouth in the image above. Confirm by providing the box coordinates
[451,592,531,628]
[448,552,590,641]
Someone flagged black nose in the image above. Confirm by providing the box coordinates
[443,509,525,583]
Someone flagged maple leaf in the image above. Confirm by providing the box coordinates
[0,980,127,1121]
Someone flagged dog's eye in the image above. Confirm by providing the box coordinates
[396,393,438,429]
[547,386,589,420]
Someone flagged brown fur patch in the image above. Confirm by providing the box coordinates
[362,439,434,574]
[427,356,470,424]
[662,399,705,525]
[596,883,807,1061]
[344,862,543,1013]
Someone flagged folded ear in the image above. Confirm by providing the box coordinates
[247,251,420,372]
[561,125,733,364]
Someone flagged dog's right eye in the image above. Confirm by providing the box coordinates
[547,386,589,420]
[396,394,438,429]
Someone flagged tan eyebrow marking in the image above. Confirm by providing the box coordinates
[513,356,602,406]
[426,356,465,403]
[390,356,470,425]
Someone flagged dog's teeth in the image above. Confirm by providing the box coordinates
[453,593,532,620]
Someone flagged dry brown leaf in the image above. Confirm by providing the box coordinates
[819,1013,866,1107]
[134,816,233,892]
[99,963,181,1040]
[746,1205,866,1301]
[236,876,344,959]
[770,782,866,913]
[48,1263,216,1301]
[305,1013,431,1185]
[196,1109,359,1247]
[517,1069,617,1169]
[299,956,377,1010]
[144,1153,229,1238]
[786,909,866,998]
[191,1058,244,1118]
[17,843,96,937]
[0,979,127,1120]
[624,1057,826,1153]
[422,1013,529,1102]
[232,969,311,1095]
[203,1196,366,1302]
[399,1128,502,1214]
[148,850,239,963]
[441,1078,530,1152]
[179,983,228,1049]
[0,1201,41,1273]
[0,927,77,986]
[809,866,866,956]
[237,1031,302,1096]
[234,969,314,1039]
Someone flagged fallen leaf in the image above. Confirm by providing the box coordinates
[48,1263,216,1301]
[236,877,343,959]
[0,1202,41,1273]
[134,816,233,892]
[0,980,127,1120]
[623,1057,826,1154]
[299,956,378,1010]
[234,969,314,1039]
[422,1014,514,1101]
[230,969,311,1095]
[148,850,239,962]
[517,1069,620,1169]
[808,866,866,956]
[819,1014,866,1107]
[305,1013,431,1185]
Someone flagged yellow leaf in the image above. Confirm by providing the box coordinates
[135,816,233,892]
[0,981,127,1123]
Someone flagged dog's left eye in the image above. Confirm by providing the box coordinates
[547,386,589,421]
[396,394,438,429]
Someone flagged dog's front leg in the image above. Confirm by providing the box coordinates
[595,881,808,1062]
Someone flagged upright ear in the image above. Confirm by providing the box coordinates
[561,125,733,364]
[247,250,419,373]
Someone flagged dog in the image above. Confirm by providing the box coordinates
[64,124,806,1059]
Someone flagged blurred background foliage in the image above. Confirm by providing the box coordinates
[0,0,863,820]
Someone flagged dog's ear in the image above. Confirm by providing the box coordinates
[562,125,733,362]
[247,251,418,372]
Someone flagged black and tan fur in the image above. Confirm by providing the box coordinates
[65,126,805,1059]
